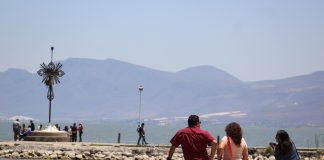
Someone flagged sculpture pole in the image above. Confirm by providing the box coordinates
[48,47,53,123]
[49,87,52,123]
[37,47,64,123]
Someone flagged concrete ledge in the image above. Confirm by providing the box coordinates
[24,131,70,142]
[0,141,323,160]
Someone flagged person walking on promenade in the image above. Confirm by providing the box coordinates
[217,122,248,160]
[167,115,217,160]
[270,130,299,160]
[137,123,148,145]
[12,119,21,141]
[78,123,83,142]
[30,120,35,131]
[71,123,78,142]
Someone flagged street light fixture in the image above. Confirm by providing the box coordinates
[138,85,144,124]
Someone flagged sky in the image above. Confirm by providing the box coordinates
[0,0,323,81]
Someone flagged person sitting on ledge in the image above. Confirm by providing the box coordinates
[217,122,248,160]
[270,130,299,160]
[19,125,32,141]
[38,124,43,131]
[167,115,217,160]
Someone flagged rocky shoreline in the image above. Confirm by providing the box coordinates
[0,141,323,160]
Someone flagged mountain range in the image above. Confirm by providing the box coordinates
[1,58,323,126]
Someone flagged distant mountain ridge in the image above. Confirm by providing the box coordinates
[0,58,323,126]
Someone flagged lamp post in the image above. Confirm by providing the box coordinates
[138,85,144,124]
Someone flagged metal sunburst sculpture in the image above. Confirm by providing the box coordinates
[37,47,65,123]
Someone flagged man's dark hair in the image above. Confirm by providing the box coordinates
[188,115,200,127]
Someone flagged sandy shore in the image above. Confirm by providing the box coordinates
[0,141,323,159]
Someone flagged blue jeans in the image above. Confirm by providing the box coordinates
[137,134,147,145]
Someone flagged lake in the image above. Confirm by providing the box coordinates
[1,121,324,148]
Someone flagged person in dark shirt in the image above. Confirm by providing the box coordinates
[71,123,78,142]
[38,124,43,131]
[270,130,299,160]
[63,126,69,132]
[137,123,148,145]
[30,120,35,131]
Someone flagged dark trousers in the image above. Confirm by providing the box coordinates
[14,131,19,141]
[72,133,77,142]
[137,134,147,145]
[19,133,27,141]
[79,132,83,142]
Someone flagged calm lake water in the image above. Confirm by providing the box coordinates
[1,121,324,148]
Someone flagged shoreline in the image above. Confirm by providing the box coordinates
[0,141,323,160]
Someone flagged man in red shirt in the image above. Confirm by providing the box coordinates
[167,115,217,160]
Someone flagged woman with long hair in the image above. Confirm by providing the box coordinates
[271,130,299,160]
[217,122,248,160]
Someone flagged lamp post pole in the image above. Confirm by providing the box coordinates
[138,85,143,124]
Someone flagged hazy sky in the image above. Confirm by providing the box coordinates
[0,1,323,81]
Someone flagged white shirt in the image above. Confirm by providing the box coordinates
[219,136,248,160]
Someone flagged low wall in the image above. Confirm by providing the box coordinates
[0,141,323,160]
[23,131,70,142]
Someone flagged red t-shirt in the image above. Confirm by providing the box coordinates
[170,126,215,160]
